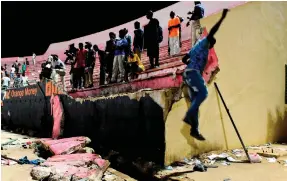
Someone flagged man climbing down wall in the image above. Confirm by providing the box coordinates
[181,9,229,141]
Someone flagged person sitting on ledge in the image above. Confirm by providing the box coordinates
[127,52,145,80]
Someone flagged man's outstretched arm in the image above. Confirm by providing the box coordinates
[207,9,229,41]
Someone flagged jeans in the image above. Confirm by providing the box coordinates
[111,55,125,82]
[191,20,202,47]
[183,70,208,133]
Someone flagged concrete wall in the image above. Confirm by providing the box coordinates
[165,1,287,165]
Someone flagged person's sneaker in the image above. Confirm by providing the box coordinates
[190,131,206,141]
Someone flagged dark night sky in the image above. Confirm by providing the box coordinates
[1,1,177,58]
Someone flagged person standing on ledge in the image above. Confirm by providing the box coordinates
[181,9,229,141]
[187,1,205,47]
[32,52,36,65]
[145,10,160,69]
[168,11,181,56]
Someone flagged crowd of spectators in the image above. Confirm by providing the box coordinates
[2,2,205,94]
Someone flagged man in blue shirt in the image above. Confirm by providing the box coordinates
[111,29,128,83]
[182,9,229,141]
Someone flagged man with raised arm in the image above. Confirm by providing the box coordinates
[181,9,229,141]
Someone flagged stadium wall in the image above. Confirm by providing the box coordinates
[164,1,287,165]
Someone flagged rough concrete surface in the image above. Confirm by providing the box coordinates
[165,1,287,165]
[0,131,135,181]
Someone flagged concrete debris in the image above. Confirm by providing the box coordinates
[1,158,17,165]
[249,153,262,163]
[76,147,95,154]
[266,157,277,163]
[30,153,110,181]
[165,166,173,170]
[1,137,36,150]
[156,144,286,179]
[206,153,243,163]
[220,161,231,166]
[231,149,244,157]
[103,168,137,181]
[35,136,91,155]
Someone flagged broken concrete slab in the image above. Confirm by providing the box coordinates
[31,153,110,181]
[36,137,91,155]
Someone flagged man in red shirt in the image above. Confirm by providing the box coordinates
[74,43,87,90]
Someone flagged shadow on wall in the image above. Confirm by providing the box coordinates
[179,84,224,155]
[60,94,166,165]
[267,106,287,143]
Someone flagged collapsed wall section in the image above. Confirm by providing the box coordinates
[60,88,179,166]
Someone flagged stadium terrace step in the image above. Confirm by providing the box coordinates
[63,54,186,92]
[2,39,191,95]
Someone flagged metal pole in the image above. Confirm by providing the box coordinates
[214,82,252,163]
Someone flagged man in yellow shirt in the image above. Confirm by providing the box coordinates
[168,11,181,56]
[127,52,145,79]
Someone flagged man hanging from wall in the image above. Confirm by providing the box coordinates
[168,11,181,56]
[181,9,229,141]
[186,1,205,47]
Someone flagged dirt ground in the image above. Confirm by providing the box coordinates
[1,131,37,181]
[1,130,287,181]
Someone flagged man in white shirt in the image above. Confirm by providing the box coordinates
[21,72,29,87]
[32,53,36,65]
[51,54,66,91]
[1,73,10,101]
[10,65,16,79]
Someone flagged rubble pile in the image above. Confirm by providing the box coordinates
[31,153,110,181]
[35,136,91,155]
[155,143,287,180]
[30,136,110,181]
